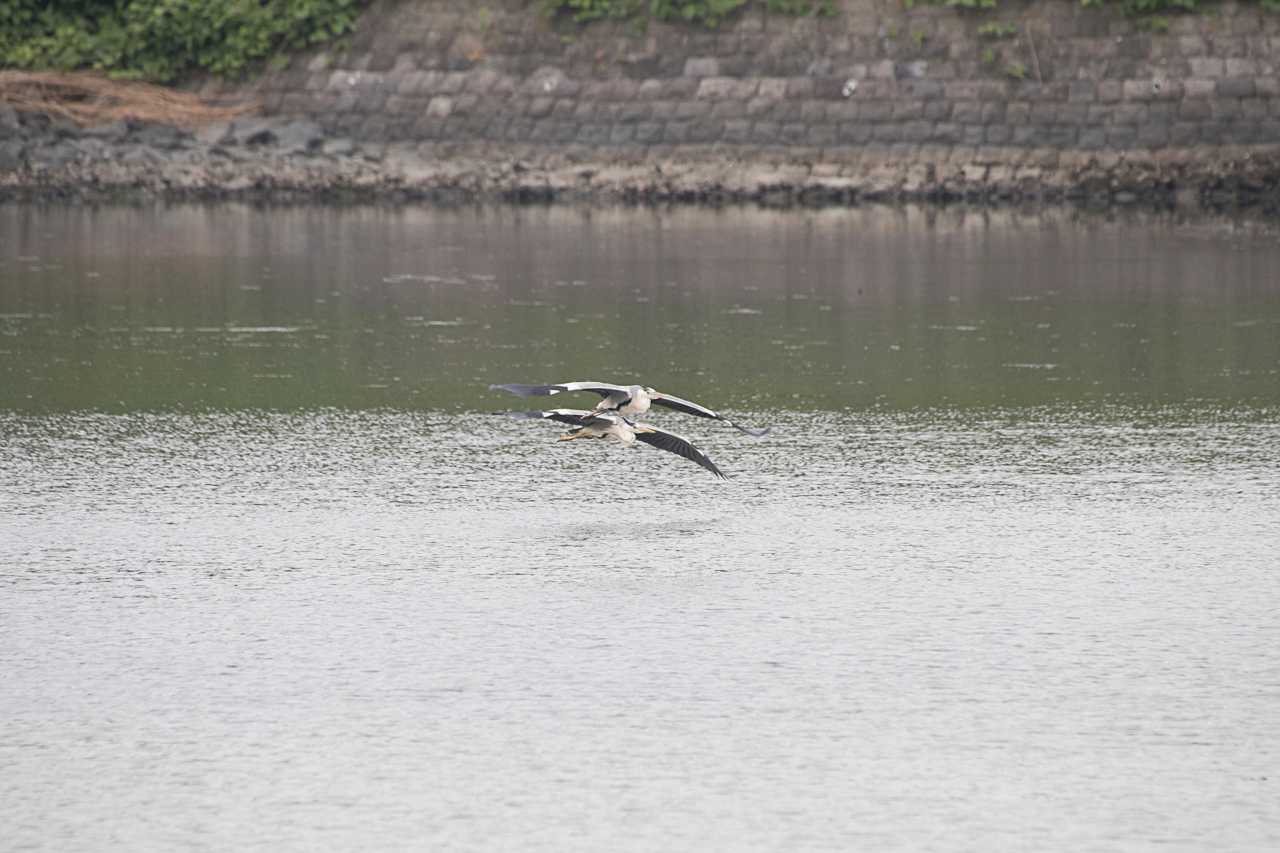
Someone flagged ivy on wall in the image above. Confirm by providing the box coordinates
[0,0,365,83]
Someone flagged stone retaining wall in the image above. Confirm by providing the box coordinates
[6,0,1280,206]
[244,0,1280,155]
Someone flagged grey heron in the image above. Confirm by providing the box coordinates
[490,382,769,437]
[501,409,727,478]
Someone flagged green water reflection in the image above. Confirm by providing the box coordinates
[2,203,1278,412]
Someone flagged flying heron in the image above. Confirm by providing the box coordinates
[490,382,769,437]
[501,409,727,479]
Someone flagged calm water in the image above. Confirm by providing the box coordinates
[2,204,1279,851]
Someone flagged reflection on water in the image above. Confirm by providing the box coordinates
[2,204,1279,852]
[2,203,1279,411]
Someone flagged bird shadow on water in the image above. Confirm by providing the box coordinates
[552,516,726,544]
[472,515,732,580]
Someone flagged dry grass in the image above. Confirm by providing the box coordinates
[0,71,256,128]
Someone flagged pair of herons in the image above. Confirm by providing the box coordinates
[492,381,769,479]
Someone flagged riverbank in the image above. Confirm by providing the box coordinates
[4,109,1280,211]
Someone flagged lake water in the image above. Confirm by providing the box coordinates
[2,203,1278,851]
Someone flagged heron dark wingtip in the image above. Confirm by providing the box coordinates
[727,421,771,438]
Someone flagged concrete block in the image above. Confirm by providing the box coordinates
[902,80,944,100]
[684,58,720,77]
[780,123,808,144]
[1217,78,1256,98]
[1184,79,1216,99]
[981,102,1006,123]
[807,124,837,146]
[1189,58,1225,78]
[752,121,780,144]
[1078,128,1108,149]
[634,123,663,143]
[696,77,738,100]
[1107,125,1138,147]
[1097,81,1123,103]
[1068,82,1096,102]
[1136,123,1169,148]
[723,120,752,143]
[783,99,815,122]
[923,101,953,121]
[859,101,893,122]
[1179,100,1212,120]
[983,125,1013,143]
[1114,103,1149,124]
[838,122,872,144]
[688,120,724,143]
[1169,122,1200,146]
[1057,103,1088,125]
[758,78,788,100]
[1225,58,1258,77]
[892,100,925,120]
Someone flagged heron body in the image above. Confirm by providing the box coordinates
[557,410,639,444]
[503,409,727,478]
[490,381,768,437]
[597,384,654,418]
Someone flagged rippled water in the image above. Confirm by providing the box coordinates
[2,204,1279,851]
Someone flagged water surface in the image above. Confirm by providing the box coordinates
[2,204,1278,852]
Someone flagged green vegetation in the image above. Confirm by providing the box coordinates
[1004,60,1027,78]
[0,0,364,82]
[976,21,1018,38]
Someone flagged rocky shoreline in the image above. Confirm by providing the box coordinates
[4,109,1280,212]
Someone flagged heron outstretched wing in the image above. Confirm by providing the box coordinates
[651,392,771,438]
[490,382,630,399]
[500,408,616,428]
[634,424,728,479]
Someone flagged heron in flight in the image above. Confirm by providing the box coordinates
[501,409,727,478]
[490,382,769,437]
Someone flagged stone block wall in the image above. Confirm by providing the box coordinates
[244,0,1280,155]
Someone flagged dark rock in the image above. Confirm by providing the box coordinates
[227,118,281,146]
[119,145,163,166]
[129,122,189,150]
[1,106,24,139]
[274,119,325,153]
[0,139,25,171]
[322,137,358,156]
[81,121,130,142]
[195,122,233,146]
[50,117,81,139]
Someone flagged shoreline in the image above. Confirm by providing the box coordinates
[4,113,1280,213]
